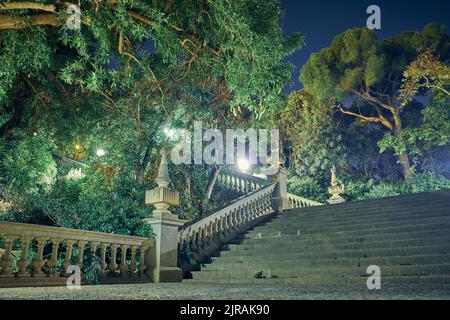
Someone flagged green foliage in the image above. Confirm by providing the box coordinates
[277,90,347,179]
[0,0,302,236]
[356,172,450,200]
[407,172,450,193]
[287,175,328,203]
[361,181,404,200]
[342,177,374,201]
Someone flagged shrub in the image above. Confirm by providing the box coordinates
[406,172,450,193]
[362,182,403,200]
[342,177,374,201]
[287,175,327,202]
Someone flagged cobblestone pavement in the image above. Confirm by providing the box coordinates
[0,283,449,300]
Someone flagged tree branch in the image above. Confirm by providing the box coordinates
[0,13,60,29]
[0,2,56,12]
[164,0,177,14]
[339,106,393,130]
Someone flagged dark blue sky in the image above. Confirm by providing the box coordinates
[281,0,450,91]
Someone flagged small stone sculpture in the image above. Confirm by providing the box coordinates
[327,165,346,204]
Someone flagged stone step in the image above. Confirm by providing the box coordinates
[187,189,450,286]
[266,207,450,227]
[245,220,450,239]
[283,200,450,220]
[226,234,450,252]
[263,206,450,226]
[286,190,450,214]
[248,216,450,237]
[231,228,450,246]
[192,264,450,280]
[219,243,450,259]
[206,253,450,270]
[185,274,450,285]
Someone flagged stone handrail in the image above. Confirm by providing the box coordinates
[287,193,323,208]
[179,183,276,258]
[0,222,154,283]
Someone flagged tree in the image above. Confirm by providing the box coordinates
[400,49,450,103]
[276,90,345,179]
[0,0,303,232]
[300,24,450,180]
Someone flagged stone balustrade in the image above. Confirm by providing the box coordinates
[287,193,323,208]
[217,170,268,194]
[179,183,276,260]
[0,222,154,286]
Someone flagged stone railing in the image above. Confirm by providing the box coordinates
[0,222,155,286]
[179,183,276,260]
[287,193,323,208]
[216,170,268,194]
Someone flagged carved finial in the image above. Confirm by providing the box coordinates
[145,148,179,212]
[155,148,170,188]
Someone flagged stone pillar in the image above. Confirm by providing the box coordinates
[271,167,291,213]
[142,148,185,283]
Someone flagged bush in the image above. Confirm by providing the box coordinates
[361,182,403,200]
[287,175,327,202]
[406,172,450,193]
[342,177,374,201]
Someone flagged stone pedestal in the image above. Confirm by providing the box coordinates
[143,211,185,282]
[142,148,185,282]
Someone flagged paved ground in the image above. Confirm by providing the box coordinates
[0,283,449,300]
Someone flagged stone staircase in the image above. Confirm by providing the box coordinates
[188,189,450,285]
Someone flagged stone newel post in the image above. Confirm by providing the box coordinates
[271,167,291,213]
[142,149,185,282]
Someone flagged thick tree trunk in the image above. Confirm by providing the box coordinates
[201,166,221,214]
[392,111,412,180]
[181,166,192,198]
[135,141,153,184]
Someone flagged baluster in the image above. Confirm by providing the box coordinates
[90,242,99,257]
[119,245,127,275]
[223,215,230,235]
[62,240,75,274]
[76,241,87,271]
[239,178,244,193]
[138,246,148,276]
[49,239,60,276]
[129,246,138,277]
[31,237,47,276]
[100,243,108,276]
[109,244,118,272]
[245,203,251,221]
[0,235,15,277]
[16,236,31,277]
[90,241,100,273]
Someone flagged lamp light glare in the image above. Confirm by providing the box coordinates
[237,159,250,172]
[96,148,106,157]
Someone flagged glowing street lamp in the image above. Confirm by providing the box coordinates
[96,148,106,157]
[237,158,250,172]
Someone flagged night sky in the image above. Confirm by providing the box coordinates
[281,0,450,91]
